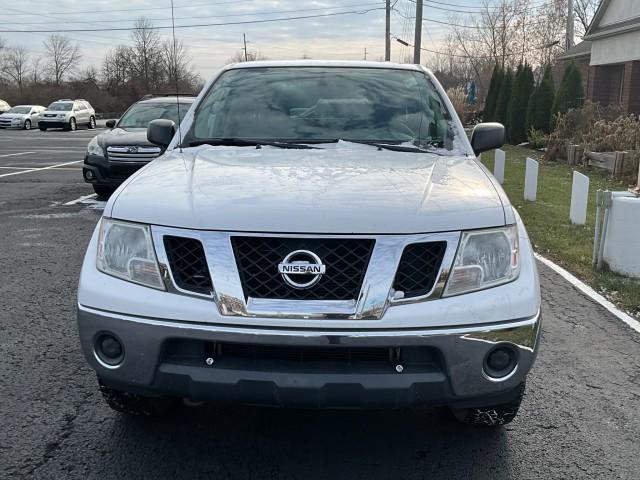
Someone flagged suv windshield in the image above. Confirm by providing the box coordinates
[188,67,455,149]
[8,106,31,114]
[118,102,190,128]
[48,102,73,111]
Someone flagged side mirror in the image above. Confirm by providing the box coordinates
[470,123,505,156]
[106,119,116,128]
[147,119,176,148]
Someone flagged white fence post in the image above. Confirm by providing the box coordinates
[524,158,539,201]
[570,171,590,225]
[494,149,505,184]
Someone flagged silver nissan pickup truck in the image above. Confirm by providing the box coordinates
[77,61,541,426]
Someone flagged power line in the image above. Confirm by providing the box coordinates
[0,8,385,33]
[392,33,559,59]
[0,0,258,16]
[1,2,384,26]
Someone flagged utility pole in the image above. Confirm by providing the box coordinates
[566,0,575,50]
[385,0,391,61]
[243,33,248,61]
[413,0,423,64]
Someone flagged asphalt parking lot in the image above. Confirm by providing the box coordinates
[1,125,639,480]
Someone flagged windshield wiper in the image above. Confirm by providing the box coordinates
[186,138,318,149]
[341,139,441,154]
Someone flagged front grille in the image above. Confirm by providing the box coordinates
[231,237,375,301]
[162,339,442,374]
[392,242,447,298]
[164,236,213,295]
[107,145,161,162]
[220,344,391,364]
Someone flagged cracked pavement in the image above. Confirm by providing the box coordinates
[1,128,639,479]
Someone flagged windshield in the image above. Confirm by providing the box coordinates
[187,67,455,149]
[8,106,31,114]
[117,102,190,128]
[48,102,73,111]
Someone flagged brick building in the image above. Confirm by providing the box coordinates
[557,0,640,114]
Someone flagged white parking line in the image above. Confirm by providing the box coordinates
[0,166,80,171]
[0,152,36,158]
[64,193,97,205]
[535,254,640,334]
[0,160,82,178]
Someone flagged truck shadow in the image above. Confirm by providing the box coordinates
[109,404,512,479]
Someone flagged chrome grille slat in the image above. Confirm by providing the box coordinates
[106,146,161,162]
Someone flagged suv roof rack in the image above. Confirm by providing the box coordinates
[57,99,73,102]
[140,93,195,100]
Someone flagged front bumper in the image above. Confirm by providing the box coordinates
[39,120,69,128]
[83,153,147,187]
[78,305,541,409]
[0,120,23,129]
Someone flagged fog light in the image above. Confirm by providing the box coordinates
[84,169,94,180]
[484,346,517,378]
[95,334,124,366]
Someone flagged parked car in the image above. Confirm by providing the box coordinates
[39,99,96,131]
[77,61,541,426]
[0,105,46,130]
[83,94,196,198]
[0,100,10,114]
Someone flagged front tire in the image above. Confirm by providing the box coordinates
[24,119,31,130]
[67,117,77,131]
[39,126,47,131]
[92,184,115,199]
[99,381,176,416]
[451,382,526,427]
[88,116,96,129]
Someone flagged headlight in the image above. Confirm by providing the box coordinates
[87,136,104,156]
[444,225,519,296]
[96,218,165,290]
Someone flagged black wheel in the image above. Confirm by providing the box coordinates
[67,117,77,131]
[88,116,96,129]
[39,126,47,131]
[24,119,31,130]
[92,184,115,199]
[99,381,176,416]
[451,382,526,427]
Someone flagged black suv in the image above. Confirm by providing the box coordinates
[83,94,196,198]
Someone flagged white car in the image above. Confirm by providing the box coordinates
[77,61,541,426]
[0,105,46,130]
[39,99,96,131]
[0,99,10,114]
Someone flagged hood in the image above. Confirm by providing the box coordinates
[109,146,507,234]
[97,127,153,148]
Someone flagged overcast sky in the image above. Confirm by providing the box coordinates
[1,0,456,80]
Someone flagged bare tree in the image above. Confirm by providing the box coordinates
[43,34,81,85]
[161,39,199,89]
[227,50,267,63]
[131,17,162,91]
[102,45,134,91]
[2,46,30,93]
[31,56,42,85]
[574,0,599,37]
[78,65,99,84]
